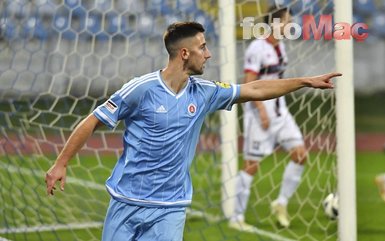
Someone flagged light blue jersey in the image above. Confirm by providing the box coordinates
[93,70,240,207]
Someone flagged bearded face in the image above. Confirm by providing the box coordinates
[182,33,211,75]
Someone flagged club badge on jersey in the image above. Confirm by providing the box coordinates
[187,103,197,116]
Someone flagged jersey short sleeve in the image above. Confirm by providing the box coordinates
[93,79,141,129]
[244,40,262,74]
[206,81,240,114]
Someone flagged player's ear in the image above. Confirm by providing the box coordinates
[180,47,190,60]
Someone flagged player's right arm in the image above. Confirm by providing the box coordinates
[45,114,103,195]
[45,76,143,196]
[244,71,270,130]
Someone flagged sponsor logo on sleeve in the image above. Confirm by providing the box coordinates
[105,100,118,114]
[215,81,231,89]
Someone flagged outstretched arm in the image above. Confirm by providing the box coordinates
[45,113,103,195]
[236,72,342,103]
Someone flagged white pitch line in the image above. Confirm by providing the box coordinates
[1,209,294,241]
[0,163,105,191]
[1,163,294,241]
[0,237,13,241]
[186,208,296,241]
[0,222,103,234]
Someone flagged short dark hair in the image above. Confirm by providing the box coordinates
[264,6,290,25]
[163,22,205,58]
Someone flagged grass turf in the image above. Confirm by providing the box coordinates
[1,151,384,241]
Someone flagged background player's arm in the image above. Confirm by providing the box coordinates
[237,72,341,103]
[244,71,269,130]
[45,114,103,195]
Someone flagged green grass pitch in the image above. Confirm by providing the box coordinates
[0,151,384,241]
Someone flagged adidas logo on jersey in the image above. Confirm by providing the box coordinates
[156,105,167,113]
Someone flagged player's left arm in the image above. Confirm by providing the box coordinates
[45,114,103,195]
[236,72,341,103]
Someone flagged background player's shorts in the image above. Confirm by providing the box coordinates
[102,198,186,241]
[243,112,304,161]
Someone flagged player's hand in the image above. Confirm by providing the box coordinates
[45,162,67,196]
[307,72,342,89]
[260,110,270,130]
[253,101,269,130]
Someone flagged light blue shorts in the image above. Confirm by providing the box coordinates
[102,198,186,241]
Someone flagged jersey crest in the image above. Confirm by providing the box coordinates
[187,103,197,116]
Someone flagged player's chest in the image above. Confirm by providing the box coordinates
[139,91,204,130]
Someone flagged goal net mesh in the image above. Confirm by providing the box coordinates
[0,0,337,240]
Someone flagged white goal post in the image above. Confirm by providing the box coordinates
[219,0,238,220]
[335,0,357,240]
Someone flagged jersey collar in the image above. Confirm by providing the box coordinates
[157,70,190,99]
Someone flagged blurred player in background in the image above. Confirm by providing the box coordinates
[230,7,307,230]
[375,173,385,202]
[375,143,385,202]
[45,21,339,241]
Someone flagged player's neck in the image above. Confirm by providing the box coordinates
[161,62,189,94]
[266,35,279,46]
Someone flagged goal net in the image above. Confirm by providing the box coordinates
[0,0,340,240]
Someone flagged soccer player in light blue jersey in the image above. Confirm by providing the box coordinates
[45,21,341,241]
